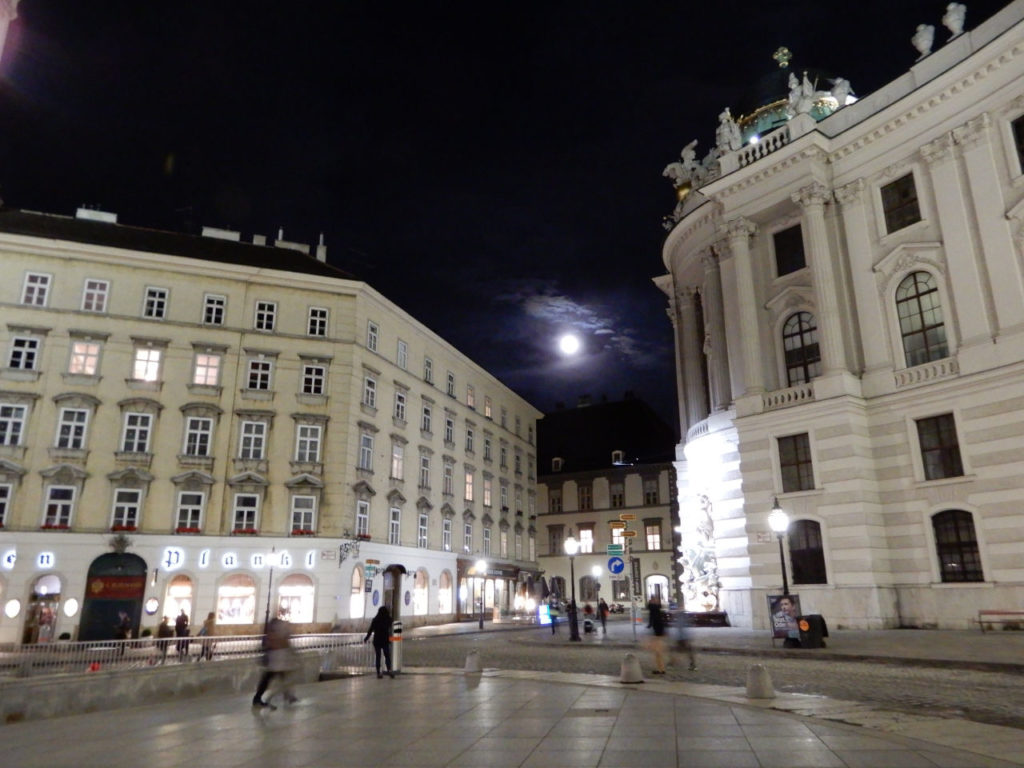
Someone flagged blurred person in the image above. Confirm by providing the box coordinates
[252,618,298,708]
[363,606,396,678]
[646,596,667,674]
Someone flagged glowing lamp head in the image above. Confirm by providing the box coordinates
[475,559,487,575]
[564,536,579,557]
[768,499,789,535]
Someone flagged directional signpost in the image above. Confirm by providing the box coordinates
[607,556,625,574]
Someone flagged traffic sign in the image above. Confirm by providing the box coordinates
[619,513,636,521]
[607,556,625,574]
[607,544,624,556]
[608,521,626,529]
[622,530,637,537]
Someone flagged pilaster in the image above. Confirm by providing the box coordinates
[723,217,763,394]
[700,249,732,411]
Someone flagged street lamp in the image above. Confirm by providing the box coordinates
[475,559,487,629]
[563,536,581,641]
[263,547,280,632]
[767,499,790,596]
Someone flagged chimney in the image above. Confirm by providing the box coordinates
[253,234,267,246]
[75,206,117,224]
[315,232,327,263]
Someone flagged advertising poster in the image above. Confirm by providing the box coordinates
[767,593,801,640]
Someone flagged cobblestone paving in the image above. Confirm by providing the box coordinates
[402,630,1024,730]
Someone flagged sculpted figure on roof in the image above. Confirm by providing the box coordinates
[715,108,742,154]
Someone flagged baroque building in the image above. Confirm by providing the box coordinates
[657,1,1024,629]
[0,207,540,643]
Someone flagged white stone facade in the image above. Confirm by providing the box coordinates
[657,1,1024,630]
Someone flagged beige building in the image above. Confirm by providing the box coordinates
[0,208,540,643]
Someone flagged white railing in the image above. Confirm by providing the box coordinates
[686,418,710,442]
[762,383,815,411]
[737,125,791,168]
[893,358,959,389]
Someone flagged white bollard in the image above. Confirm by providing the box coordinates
[464,649,482,673]
[745,663,776,699]
[620,653,644,684]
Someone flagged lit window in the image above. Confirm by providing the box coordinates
[68,341,101,376]
[143,287,168,319]
[645,522,662,551]
[391,442,405,479]
[483,478,492,507]
[484,397,492,419]
[203,294,226,325]
[193,353,221,386]
[22,272,51,306]
[464,471,474,502]
[578,526,594,553]
[254,301,277,331]
[308,307,328,336]
[132,347,162,382]
[466,386,475,408]
[81,279,109,312]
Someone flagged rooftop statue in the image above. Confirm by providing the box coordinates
[912,24,935,59]
[786,71,816,117]
[943,3,966,38]
[715,108,742,154]
[830,77,854,108]
[663,139,700,187]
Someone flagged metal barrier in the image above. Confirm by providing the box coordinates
[0,633,372,678]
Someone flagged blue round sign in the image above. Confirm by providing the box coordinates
[608,556,625,574]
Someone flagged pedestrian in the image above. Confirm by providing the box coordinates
[174,609,190,661]
[672,612,698,671]
[252,618,299,708]
[646,596,667,674]
[363,606,396,678]
[156,616,174,664]
[598,598,609,634]
[198,611,216,661]
[115,610,132,656]
[548,596,560,635]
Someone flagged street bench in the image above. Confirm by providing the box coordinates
[976,610,1024,632]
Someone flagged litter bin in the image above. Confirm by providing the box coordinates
[390,620,403,673]
[797,614,828,649]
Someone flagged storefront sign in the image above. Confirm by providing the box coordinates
[36,551,55,569]
[2,550,15,569]
[87,575,146,599]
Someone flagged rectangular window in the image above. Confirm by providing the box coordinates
[444,416,454,444]
[611,527,624,547]
[1014,115,1024,172]
[56,408,88,449]
[238,421,266,460]
[500,408,507,428]
[500,485,508,511]
[881,173,922,233]
[0,404,27,446]
[121,412,152,453]
[391,442,405,479]
[359,433,374,471]
[610,482,625,509]
[514,453,522,475]
[423,356,433,384]
[446,371,456,397]
[515,487,523,514]
[417,513,428,548]
[549,488,562,514]
[916,413,964,481]
[308,306,328,336]
[778,433,814,493]
[515,416,521,436]
[396,339,408,369]
[0,484,11,527]
[515,533,522,560]
[44,486,75,527]
[247,359,272,390]
[482,527,491,557]
[529,536,536,562]
[645,523,662,551]
[143,287,168,319]
[356,500,370,537]
[466,386,475,408]
[366,321,379,351]
[112,489,141,529]
[394,391,407,421]
[81,279,109,312]
[442,518,452,551]
[500,446,508,470]
[443,460,454,495]
[291,496,316,532]
[176,492,204,530]
[419,455,430,488]
[22,272,51,306]
[483,478,492,507]
[500,529,508,558]
[363,376,377,408]
[8,336,40,370]
[389,507,401,545]
[773,224,806,276]
[203,294,226,325]
[193,353,221,386]
[484,397,493,419]
[184,417,213,456]
[483,437,492,461]
[295,424,322,463]
[577,485,593,511]
[132,347,162,382]
[464,471,474,502]
[643,478,659,505]
[232,494,259,531]
[421,405,432,433]
[69,341,101,376]
[578,525,594,554]
[463,522,472,553]
[254,301,277,331]
[302,364,326,395]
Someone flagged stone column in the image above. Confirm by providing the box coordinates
[921,133,993,346]
[723,217,763,394]
[835,179,890,373]
[701,249,732,410]
[0,1,19,65]
[664,296,689,437]
[677,288,709,431]
[792,182,846,374]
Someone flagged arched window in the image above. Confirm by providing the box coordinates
[277,574,314,624]
[216,574,256,625]
[896,271,948,367]
[438,571,453,614]
[413,569,429,615]
[932,510,983,582]
[789,520,827,584]
[350,565,364,619]
[165,574,194,623]
[782,312,820,386]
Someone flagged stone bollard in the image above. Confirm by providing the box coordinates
[745,664,776,699]
[620,653,644,684]
[465,649,482,673]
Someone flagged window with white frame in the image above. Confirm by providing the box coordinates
[193,353,221,386]
[782,312,821,386]
[0,483,10,527]
[643,478,659,505]
[112,489,141,529]
[421,404,432,433]
[548,488,562,514]
[203,294,226,325]
[81,279,109,312]
[419,455,430,488]
[121,412,152,453]
[232,494,259,531]
[423,356,433,383]
[43,486,75,527]
[578,525,594,553]
[362,376,377,408]
[418,513,428,548]
[291,495,316,532]
[442,518,452,551]
[484,397,492,419]
[515,487,522,514]
[391,441,404,479]
[238,421,267,460]
[515,532,522,560]
[247,358,272,390]
[466,386,475,408]
[356,499,370,537]
[465,427,474,453]
[302,363,326,395]
[500,529,508,558]
[482,527,491,557]
[176,492,204,529]
[446,371,455,396]
[56,408,89,449]
[645,521,662,551]
[500,484,508,511]
[68,341,101,376]
[483,477,492,507]
[483,436,492,461]
[22,272,51,306]
[529,535,536,561]
[358,433,374,471]
[295,424,322,463]
[143,287,168,319]
[394,391,407,421]
[611,526,624,547]
[366,321,379,351]
[8,336,40,370]
[132,347,163,382]
[443,460,454,495]
[389,507,401,545]
[444,416,454,444]
[464,471,474,502]
[463,522,472,553]
[308,306,328,336]
[0,404,26,446]
[183,417,213,456]
[396,339,408,369]
[254,301,277,331]
[897,271,949,367]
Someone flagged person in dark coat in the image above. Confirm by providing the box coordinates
[647,596,667,674]
[363,606,395,678]
[598,598,609,634]
[156,616,174,663]
[174,609,190,661]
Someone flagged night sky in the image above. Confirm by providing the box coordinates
[0,1,1011,435]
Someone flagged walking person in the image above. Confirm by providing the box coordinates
[252,618,298,708]
[598,598,609,634]
[646,596,668,674]
[156,616,174,664]
[174,609,190,661]
[363,606,396,678]
[115,611,132,657]
[198,611,216,661]
[548,597,560,635]
[672,611,698,671]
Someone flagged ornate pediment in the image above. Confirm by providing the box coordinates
[285,473,324,489]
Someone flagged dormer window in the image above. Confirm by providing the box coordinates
[552,457,563,472]
[611,450,625,465]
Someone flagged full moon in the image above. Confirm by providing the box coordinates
[558,334,581,355]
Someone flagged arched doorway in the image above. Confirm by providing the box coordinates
[277,573,315,624]
[382,564,407,619]
[412,569,428,616]
[164,574,194,625]
[23,573,62,644]
[79,552,147,641]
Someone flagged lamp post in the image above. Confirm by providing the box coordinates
[564,536,581,641]
[767,499,790,596]
[263,547,279,632]
[475,559,487,629]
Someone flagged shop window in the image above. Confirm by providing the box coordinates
[216,574,256,625]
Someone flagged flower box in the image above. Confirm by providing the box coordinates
[356,533,372,540]
[232,528,259,535]
[291,529,316,536]
[111,525,137,532]
[175,527,201,534]
[40,523,70,530]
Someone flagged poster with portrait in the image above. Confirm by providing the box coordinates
[767,593,801,639]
